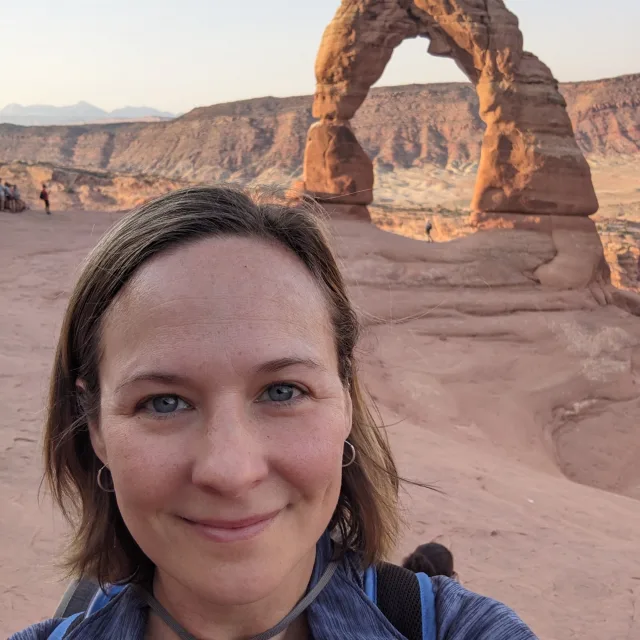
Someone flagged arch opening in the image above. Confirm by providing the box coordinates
[371,37,467,91]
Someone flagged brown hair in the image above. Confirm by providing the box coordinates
[45,185,399,586]
[402,542,455,578]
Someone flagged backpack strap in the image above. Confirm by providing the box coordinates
[54,579,101,618]
[376,563,423,640]
[47,613,82,640]
[414,572,437,640]
[366,563,437,640]
[48,582,126,640]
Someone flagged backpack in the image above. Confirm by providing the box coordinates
[48,564,436,640]
[39,190,46,200]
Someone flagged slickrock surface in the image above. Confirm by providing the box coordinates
[2,210,640,639]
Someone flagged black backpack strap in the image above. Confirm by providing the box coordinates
[54,578,100,618]
[376,563,423,640]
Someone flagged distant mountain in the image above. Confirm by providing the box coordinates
[0,101,175,126]
[109,106,175,119]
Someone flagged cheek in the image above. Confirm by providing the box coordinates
[272,406,347,500]
[100,418,188,511]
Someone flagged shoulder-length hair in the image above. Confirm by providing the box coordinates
[45,185,400,586]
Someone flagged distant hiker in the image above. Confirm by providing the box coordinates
[5,182,15,212]
[40,184,51,215]
[402,542,457,579]
[11,184,26,213]
[425,218,433,242]
[0,179,5,211]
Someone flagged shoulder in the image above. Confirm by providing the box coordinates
[8,619,62,640]
[9,584,146,640]
[431,576,538,640]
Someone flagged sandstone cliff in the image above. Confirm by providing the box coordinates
[0,75,637,183]
[561,74,640,156]
[0,162,188,212]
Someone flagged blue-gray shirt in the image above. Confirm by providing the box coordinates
[10,534,537,640]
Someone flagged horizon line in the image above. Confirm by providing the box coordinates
[2,69,638,117]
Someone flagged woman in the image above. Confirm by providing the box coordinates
[12,187,537,639]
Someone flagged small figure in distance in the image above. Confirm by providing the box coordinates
[0,179,6,212]
[424,218,434,242]
[12,184,26,213]
[402,541,457,580]
[40,183,51,215]
[5,182,15,212]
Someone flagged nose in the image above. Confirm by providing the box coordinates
[190,395,269,497]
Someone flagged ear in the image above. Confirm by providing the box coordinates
[76,379,108,466]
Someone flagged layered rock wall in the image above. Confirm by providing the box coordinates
[1,77,638,183]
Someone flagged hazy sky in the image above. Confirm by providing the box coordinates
[4,0,639,114]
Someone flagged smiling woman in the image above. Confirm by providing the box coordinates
[11,186,537,640]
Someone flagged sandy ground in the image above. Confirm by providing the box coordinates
[2,208,640,639]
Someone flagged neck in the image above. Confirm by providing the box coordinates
[145,551,316,640]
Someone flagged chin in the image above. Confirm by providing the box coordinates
[189,559,297,606]
[149,510,324,605]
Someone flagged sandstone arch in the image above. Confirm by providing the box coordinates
[300,0,599,222]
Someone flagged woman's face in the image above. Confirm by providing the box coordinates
[90,236,352,604]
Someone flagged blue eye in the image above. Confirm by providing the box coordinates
[143,395,190,415]
[259,384,304,403]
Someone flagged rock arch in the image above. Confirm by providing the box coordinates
[299,0,599,224]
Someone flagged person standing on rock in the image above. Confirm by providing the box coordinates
[4,182,16,212]
[425,218,434,242]
[0,179,5,212]
[12,184,26,213]
[39,184,51,215]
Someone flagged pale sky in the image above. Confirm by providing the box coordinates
[4,0,639,114]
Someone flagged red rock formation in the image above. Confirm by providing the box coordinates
[412,0,598,215]
[299,0,604,287]
[303,122,373,205]
[303,0,598,217]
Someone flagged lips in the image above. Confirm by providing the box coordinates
[181,510,281,543]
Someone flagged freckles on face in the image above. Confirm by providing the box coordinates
[94,235,353,600]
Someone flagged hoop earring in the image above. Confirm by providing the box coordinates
[342,440,356,468]
[97,464,115,493]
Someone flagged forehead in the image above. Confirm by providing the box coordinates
[100,235,335,374]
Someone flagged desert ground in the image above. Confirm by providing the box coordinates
[3,154,639,292]
[2,204,640,640]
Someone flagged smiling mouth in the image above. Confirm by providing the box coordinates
[180,510,281,543]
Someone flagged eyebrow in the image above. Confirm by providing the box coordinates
[254,357,326,375]
[114,373,187,394]
[115,357,326,393]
